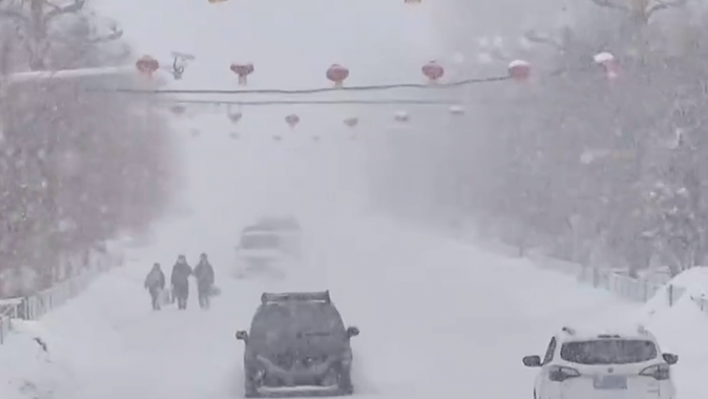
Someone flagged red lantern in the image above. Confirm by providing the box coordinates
[285,114,300,129]
[343,117,359,128]
[594,52,619,80]
[326,64,349,88]
[394,111,409,123]
[171,104,186,115]
[422,61,444,83]
[449,105,465,115]
[508,59,531,81]
[228,110,243,124]
[230,63,254,85]
[136,55,159,76]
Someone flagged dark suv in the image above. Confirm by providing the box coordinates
[235,291,360,397]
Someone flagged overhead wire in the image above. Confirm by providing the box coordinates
[91,74,511,96]
[158,98,460,106]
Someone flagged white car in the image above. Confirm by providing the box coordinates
[522,325,678,399]
[234,218,302,278]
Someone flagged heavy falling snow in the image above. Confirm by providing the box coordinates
[2,1,708,399]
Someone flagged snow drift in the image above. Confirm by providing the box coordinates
[0,320,77,399]
[635,267,708,399]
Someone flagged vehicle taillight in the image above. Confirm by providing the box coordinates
[639,364,670,380]
[548,366,581,382]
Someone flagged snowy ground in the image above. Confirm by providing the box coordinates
[1,211,642,399]
[2,2,706,399]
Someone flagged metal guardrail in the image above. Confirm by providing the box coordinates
[0,251,122,345]
[576,266,686,306]
[474,238,693,309]
[691,294,708,314]
[0,302,18,344]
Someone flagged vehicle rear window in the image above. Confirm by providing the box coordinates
[251,303,345,338]
[560,339,658,365]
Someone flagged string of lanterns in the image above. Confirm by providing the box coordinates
[132,55,525,91]
[131,52,618,96]
[131,1,623,142]
[133,50,621,132]
[166,98,461,133]
[207,0,424,5]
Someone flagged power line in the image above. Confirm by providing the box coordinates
[93,74,510,96]
[160,98,460,106]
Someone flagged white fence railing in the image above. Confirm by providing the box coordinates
[472,238,694,310]
[0,298,20,344]
[575,265,687,306]
[0,251,122,345]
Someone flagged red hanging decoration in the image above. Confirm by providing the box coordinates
[394,111,409,123]
[285,114,300,129]
[230,63,254,85]
[228,110,243,124]
[422,61,444,83]
[343,117,359,128]
[170,104,186,115]
[449,105,465,115]
[508,59,531,82]
[326,64,349,88]
[594,52,619,80]
[136,55,160,76]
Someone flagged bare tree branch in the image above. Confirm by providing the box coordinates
[647,0,687,17]
[590,0,630,11]
[45,0,84,20]
[88,26,122,43]
[0,0,30,26]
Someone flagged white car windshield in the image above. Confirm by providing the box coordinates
[241,233,280,249]
[560,339,658,365]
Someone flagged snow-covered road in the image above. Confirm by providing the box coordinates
[37,208,640,399]
[11,103,642,399]
[0,2,654,399]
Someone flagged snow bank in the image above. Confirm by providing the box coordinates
[0,320,77,399]
[636,267,708,399]
[0,265,147,399]
[640,268,708,318]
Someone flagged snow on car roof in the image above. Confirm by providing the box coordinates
[558,324,656,342]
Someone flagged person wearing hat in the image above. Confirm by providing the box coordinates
[171,254,192,310]
[193,253,215,309]
[144,263,165,310]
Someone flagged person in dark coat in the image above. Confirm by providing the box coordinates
[144,263,165,310]
[171,254,192,310]
[193,253,215,309]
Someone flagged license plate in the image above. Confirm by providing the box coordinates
[593,375,627,390]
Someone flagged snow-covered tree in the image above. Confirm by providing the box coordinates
[0,0,124,70]
[366,0,708,276]
[0,1,179,294]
